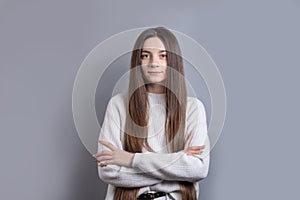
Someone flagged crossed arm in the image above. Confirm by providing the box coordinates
[95,97,209,187]
[95,132,207,186]
[97,131,204,167]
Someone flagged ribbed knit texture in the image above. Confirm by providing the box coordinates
[98,92,210,200]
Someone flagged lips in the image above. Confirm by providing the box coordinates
[148,71,162,75]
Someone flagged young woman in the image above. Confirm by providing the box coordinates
[94,27,210,200]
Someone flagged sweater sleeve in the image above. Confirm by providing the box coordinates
[131,99,210,182]
[97,96,163,187]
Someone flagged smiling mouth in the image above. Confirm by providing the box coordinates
[148,71,163,73]
[148,72,163,76]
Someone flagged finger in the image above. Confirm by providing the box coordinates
[189,145,205,150]
[185,147,202,153]
[187,147,201,151]
[94,150,112,158]
[96,155,112,162]
[99,162,111,167]
[99,160,113,167]
[186,145,205,151]
[186,151,203,156]
[99,140,116,151]
[186,150,200,155]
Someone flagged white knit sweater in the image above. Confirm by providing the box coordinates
[98,92,210,200]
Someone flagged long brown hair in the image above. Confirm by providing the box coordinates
[114,27,197,200]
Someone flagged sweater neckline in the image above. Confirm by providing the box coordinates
[147,92,166,105]
[147,92,166,96]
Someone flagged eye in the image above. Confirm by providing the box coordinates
[160,54,167,59]
[141,53,150,59]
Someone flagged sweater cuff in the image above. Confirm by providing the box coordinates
[132,153,142,168]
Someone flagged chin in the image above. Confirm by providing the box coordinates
[147,78,165,83]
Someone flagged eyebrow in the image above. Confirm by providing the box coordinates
[141,50,167,53]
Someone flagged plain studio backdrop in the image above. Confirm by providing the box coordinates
[0,0,299,200]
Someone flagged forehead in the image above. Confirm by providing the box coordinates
[142,37,166,51]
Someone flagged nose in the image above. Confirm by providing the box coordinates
[150,63,159,68]
[150,55,160,67]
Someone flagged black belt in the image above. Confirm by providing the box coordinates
[137,191,166,200]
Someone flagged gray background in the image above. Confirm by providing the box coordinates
[0,0,299,199]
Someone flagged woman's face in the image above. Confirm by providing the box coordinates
[141,37,168,84]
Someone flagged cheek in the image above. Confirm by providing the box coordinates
[163,66,168,72]
[141,66,147,76]
[141,59,149,66]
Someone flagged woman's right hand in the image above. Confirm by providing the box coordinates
[183,132,205,156]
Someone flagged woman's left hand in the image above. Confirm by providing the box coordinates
[182,132,205,156]
[94,140,135,168]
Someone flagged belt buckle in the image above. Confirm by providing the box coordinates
[150,193,155,199]
[138,191,165,200]
[147,191,155,200]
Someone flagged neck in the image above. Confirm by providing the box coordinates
[146,83,165,94]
